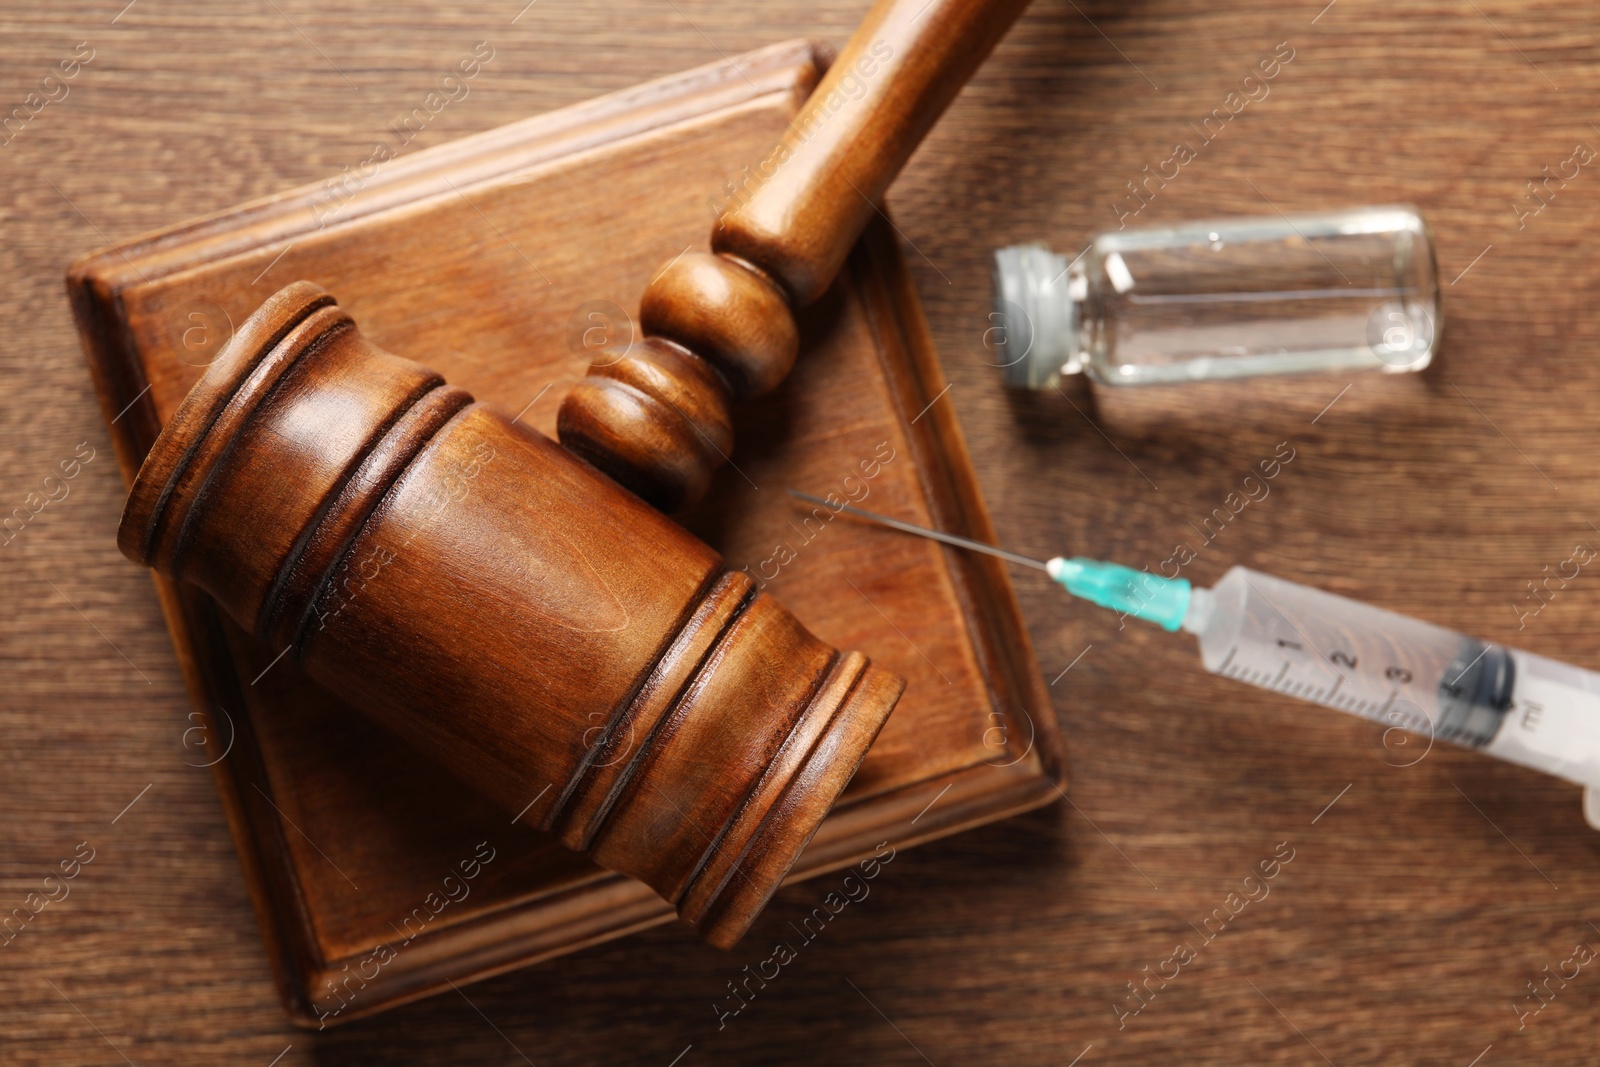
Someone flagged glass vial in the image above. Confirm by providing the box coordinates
[991,205,1440,388]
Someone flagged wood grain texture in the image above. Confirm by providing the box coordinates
[5,0,1600,1064]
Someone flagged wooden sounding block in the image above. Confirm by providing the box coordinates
[68,40,1062,1027]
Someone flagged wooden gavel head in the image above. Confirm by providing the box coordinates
[117,281,903,948]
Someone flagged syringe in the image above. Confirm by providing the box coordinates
[791,491,1600,825]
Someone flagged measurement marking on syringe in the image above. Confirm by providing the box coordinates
[1223,655,1400,725]
[1331,692,1373,716]
[1376,691,1397,720]
[1243,577,1338,669]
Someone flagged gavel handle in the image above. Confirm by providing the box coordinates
[558,0,1032,511]
[717,0,1034,305]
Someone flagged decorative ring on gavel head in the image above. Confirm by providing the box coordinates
[118,281,903,947]
[558,250,799,512]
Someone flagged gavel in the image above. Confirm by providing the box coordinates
[116,0,1032,948]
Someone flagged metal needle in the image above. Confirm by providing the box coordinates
[786,490,1052,571]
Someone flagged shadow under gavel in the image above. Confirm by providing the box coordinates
[116,0,1032,947]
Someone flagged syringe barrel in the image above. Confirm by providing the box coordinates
[1191,565,1600,788]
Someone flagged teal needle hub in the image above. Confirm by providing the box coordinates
[1046,557,1192,632]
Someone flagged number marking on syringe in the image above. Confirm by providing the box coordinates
[1215,644,1393,719]
[1241,576,1359,677]
[1238,578,1405,720]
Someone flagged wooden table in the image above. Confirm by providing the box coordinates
[4,0,1598,1063]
